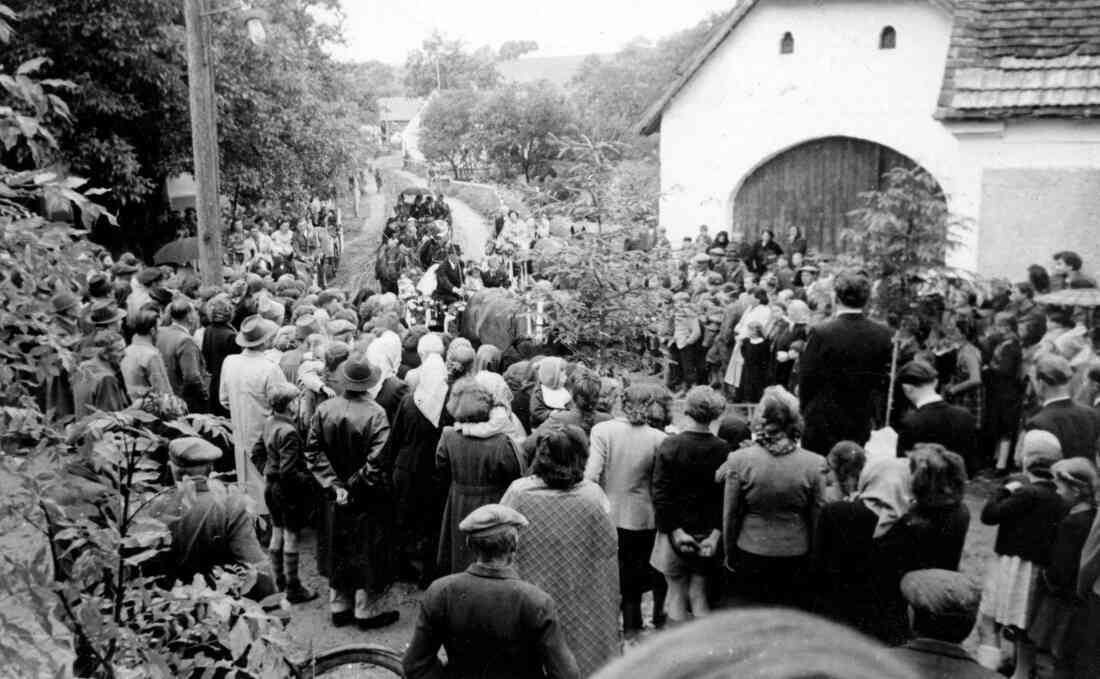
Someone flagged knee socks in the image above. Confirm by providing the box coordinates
[285,551,302,588]
[269,549,285,590]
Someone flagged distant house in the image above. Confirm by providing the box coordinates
[640,0,1100,277]
[378,97,427,142]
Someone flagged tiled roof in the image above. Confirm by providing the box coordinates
[937,0,1100,119]
[378,97,427,122]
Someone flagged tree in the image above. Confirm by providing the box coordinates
[4,0,375,256]
[404,31,501,96]
[474,81,574,182]
[843,167,967,320]
[419,89,482,176]
[497,40,539,61]
[0,11,291,676]
[568,14,724,148]
[528,229,670,370]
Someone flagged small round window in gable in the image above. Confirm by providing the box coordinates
[780,31,794,54]
[880,26,897,49]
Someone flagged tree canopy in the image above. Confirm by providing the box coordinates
[403,31,501,97]
[2,0,377,255]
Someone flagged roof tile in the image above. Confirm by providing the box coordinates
[938,0,1100,119]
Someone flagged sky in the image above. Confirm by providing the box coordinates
[328,0,737,64]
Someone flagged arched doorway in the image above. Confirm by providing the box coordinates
[732,136,941,255]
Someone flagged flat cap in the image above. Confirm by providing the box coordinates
[898,360,938,386]
[459,503,529,537]
[168,437,222,465]
[1035,354,1072,386]
[900,569,980,618]
[691,252,711,264]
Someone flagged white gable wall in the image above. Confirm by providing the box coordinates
[659,0,963,258]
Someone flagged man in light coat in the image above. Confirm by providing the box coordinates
[220,316,289,514]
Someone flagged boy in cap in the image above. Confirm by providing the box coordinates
[250,383,317,603]
[1026,354,1100,461]
[403,504,579,679]
[893,569,999,678]
[146,437,275,600]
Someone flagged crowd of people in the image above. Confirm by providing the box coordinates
[37,200,1100,679]
[219,199,344,289]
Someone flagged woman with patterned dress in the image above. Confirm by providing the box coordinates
[503,424,620,677]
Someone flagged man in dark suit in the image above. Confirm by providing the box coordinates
[434,244,464,306]
[1026,354,1100,461]
[799,270,894,456]
[892,569,1000,679]
[895,360,979,469]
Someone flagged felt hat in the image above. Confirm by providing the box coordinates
[51,291,80,314]
[900,569,980,617]
[329,319,357,337]
[235,315,278,348]
[798,265,820,274]
[87,273,113,299]
[168,437,222,465]
[136,267,165,287]
[459,503,529,537]
[295,314,320,338]
[86,301,126,326]
[898,360,938,386]
[341,358,379,393]
[691,252,710,264]
[706,247,726,257]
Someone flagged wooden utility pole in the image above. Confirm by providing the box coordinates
[183,0,223,286]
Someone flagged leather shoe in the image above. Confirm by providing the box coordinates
[356,611,400,630]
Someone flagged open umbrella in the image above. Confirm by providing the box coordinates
[154,237,199,266]
[1036,287,1100,308]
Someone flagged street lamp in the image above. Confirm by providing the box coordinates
[182,1,268,285]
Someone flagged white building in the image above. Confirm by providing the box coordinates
[639,0,1100,278]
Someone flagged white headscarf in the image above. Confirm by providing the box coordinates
[857,457,912,538]
[366,330,402,399]
[366,331,402,382]
[414,353,448,427]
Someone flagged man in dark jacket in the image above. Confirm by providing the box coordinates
[403,504,579,679]
[1027,354,1100,461]
[434,245,464,306]
[157,300,208,413]
[895,360,979,469]
[147,437,275,600]
[799,271,894,456]
[892,569,1000,679]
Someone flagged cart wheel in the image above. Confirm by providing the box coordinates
[291,643,404,678]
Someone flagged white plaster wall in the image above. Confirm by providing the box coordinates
[658,0,960,253]
[953,120,1100,278]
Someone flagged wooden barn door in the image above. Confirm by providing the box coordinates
[732,136,918,255]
